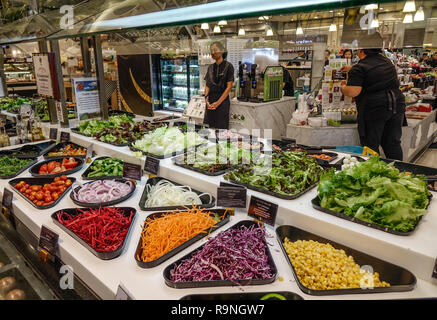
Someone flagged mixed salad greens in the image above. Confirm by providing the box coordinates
[317,156,431,232]
[224,151,324,196]
[132,126,206,157]
[77,115,164,145]
[0,97,32,113]
[0,156,33,177]
[178,141,256,173]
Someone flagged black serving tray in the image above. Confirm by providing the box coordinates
[271,140,322,152]
[9,177,76,210]
[0,267,41,300]
[70,127,92,137]
[380,158,437,176]
[69,178,136,208]
[226,177,318,200]
[108,109,135,118]
[306,151,338,165]
[129,142,207,159]
[172,155,240,177]
[139,176,215,211]
[172,121,208,133]
[0,158,37,180]
[42,141,87,159]
[81,156,123,180]
[180,291,303,300]
[135,208,230,269]
[51,207,136,260]
[152,115,180,122]
[275,225,417,295]
[29,156,84,178]
[311,193,432,236]
[163,220,277,288]
[25,141,56,156]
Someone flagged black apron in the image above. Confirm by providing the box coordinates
[357,89,403,145]
[204,62,231,129]
[355,59,405,144]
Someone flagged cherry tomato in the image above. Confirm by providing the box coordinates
[29,195,35,201]
[51,192,59,201]
[55,181,65,186]
[65,180,72,187]
[31,191,37,197]
[35,192,44,200]
[31,185,41,191]
[44,195,53,202]
[19,187,26,193]
[25,189,32,195]
[60,175,67,181]
[33,199,39,204]
[36,201,44,206]
[54,176,61,182]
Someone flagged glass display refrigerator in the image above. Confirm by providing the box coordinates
[154,55,200,112]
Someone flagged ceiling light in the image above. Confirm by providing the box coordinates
[329,23,337,32]
[364,4,378,10]
[296,26,303,35]
[370,17,379,28]
[238,27,245,36]
[266,27,273,36]
[213,25,221,33]
[414,7,424,21]
[218,20,227,26]
[201,23,209,30]
[403,0,416,12]
[258,16,269,20]
[403,13,413,23]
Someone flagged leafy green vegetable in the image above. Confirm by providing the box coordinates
[224,151,324,196]
[0,156,33,177]
[86,158,123,178]
[180,141,256,173]
[0,97,32,113]
[317,156,431,232]
[132,126,206,156]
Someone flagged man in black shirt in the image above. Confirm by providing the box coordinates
[340,48,405,160]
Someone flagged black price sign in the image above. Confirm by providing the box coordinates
[2,188,13,219]
[123,162,142,181]
[60,131,70,142]
[217,182,247,208]
[49,128,58,140]
[247,195,278,226]
[115,283,135,300]
[38,225,59,257]
[144,156,160,175]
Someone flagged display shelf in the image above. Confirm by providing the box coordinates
[0,129,436,300]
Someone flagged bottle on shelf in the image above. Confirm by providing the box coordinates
[31,114,44,142]
[0,126,10,147]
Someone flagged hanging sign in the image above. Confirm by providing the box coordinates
[73,77,100,120]
[33,53,60,100]
[55,101,64,123]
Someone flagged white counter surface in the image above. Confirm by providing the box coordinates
[0,125,436,300]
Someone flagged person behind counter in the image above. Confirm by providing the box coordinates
[428,52,437,68]
[340,48,406,160]
[282,66,294,97]
[204,41,234,129]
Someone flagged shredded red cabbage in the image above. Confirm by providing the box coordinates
[169,224,273,283]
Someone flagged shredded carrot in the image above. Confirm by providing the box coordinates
[137,206,220,262]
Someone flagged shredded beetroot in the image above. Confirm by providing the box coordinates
[169,224,273,283]
[56,207,134,252]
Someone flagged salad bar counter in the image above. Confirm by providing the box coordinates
[0,120,436,300]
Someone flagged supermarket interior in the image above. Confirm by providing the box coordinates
[0,0,437,301]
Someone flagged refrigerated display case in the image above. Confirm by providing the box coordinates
[159,55,199,112]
